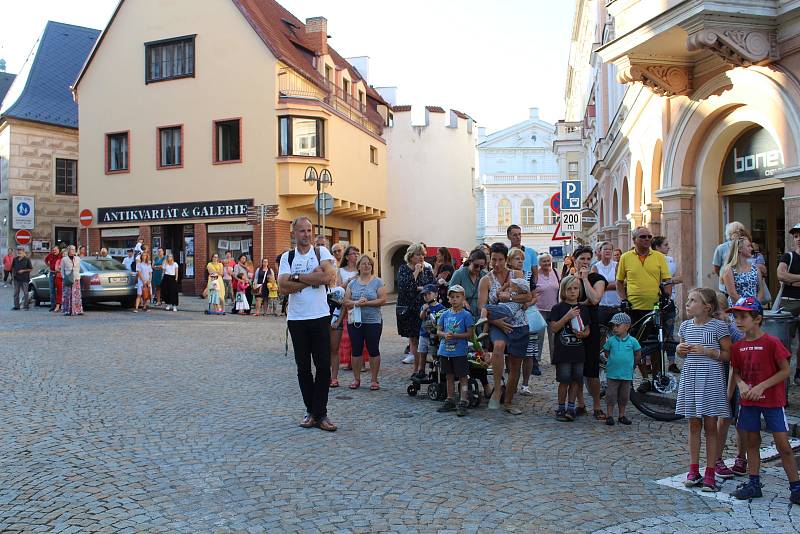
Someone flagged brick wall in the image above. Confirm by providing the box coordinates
[263,219,292,267]
[87,228,101,254]
[138,225,152,249]
[193,223,208,296]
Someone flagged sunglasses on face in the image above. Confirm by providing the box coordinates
[637,235,653,240]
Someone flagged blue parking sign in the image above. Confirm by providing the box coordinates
[561,180,582,211]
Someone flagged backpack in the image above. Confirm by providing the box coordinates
[286,247,338,308]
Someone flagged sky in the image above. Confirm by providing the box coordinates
[0,0,575,133]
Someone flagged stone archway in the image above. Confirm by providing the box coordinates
[660,67,800,289]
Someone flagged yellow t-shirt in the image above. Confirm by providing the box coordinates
[615,249,671,310]
[267,281,278,299]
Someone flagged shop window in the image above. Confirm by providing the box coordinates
[55,158,78,195]
[158,125,183,169]
[54,226,77,247]
[106,131,129,174]
[214,118,241,164]
[279,116,325,158]
[145,35,195,84]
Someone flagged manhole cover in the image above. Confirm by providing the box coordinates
[395,413,414,418]
[335,395,352,400]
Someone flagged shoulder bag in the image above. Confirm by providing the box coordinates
[772,251,794,311]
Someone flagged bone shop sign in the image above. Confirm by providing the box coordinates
[98,199,254,223]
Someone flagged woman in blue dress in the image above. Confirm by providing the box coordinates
[152,247,165,306]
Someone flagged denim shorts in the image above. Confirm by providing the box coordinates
[489,324,530,357]
[555,361,584,384]
[737,405,789,433]
[418,335,433,354]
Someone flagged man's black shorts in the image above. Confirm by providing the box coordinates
[440,356,469,378]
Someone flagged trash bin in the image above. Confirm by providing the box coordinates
[762,309,795,405]
[763,310,795,349]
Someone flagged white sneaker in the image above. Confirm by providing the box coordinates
[172,306,178,312]
[402,354,415,364]
[165,305,171,311]
[520,385,533,396]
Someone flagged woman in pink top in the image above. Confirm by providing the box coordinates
[2,248,13,285]
[534,252,560,362]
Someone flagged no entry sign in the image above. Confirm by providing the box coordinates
[15,229,32,245]
[79,209,93,227]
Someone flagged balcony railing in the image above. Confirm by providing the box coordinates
[481,174,560,185]
[484,224,557,235]
[278,71,384,136]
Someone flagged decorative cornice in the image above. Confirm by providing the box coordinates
[656,186,697,200]
[686,28,778,66]
[617,60,692,97]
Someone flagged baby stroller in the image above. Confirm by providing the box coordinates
[406,314,486,408]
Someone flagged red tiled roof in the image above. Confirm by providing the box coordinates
[392,105,412,112]
[425,106,445,113]
[232,0,388,106]
[451,109,472,120]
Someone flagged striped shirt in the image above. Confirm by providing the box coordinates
[675,318,731,418]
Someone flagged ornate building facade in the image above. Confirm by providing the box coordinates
[557,0,800,303]
[476,108,560,252]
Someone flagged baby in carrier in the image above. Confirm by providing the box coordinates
[474,277,530,340]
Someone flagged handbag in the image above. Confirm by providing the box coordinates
[348,304,362,326]
[526,305,547,332]
[772,251,794,311]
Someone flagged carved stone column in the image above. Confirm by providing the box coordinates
[776,167,800,251]
[656,186,697,316]
[642,203,663,236]
[616,220,632,251]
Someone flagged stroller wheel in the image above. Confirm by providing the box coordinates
[407,384,418,396]
[427,383,439,400]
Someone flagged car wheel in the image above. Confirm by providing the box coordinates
[29,285,41,307]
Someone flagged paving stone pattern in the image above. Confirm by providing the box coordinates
[1,288,800,533]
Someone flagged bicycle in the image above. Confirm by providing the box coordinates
[598,283,682,422]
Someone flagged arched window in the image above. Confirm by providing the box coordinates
[497,198,511,226]
[543,199,557,225]
[520,199,535,226]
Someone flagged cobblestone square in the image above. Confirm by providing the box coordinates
[1,294,799,533]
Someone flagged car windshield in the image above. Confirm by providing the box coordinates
[80,258,128,272]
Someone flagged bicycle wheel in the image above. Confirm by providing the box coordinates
[629,345,684,422]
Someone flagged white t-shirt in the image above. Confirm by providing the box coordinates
[279,246,334,320]
[122,256,134,270]
[163,262,178,276]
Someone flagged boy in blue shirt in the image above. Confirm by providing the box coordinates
[602,312,641,426]
[415,284,445,380]
[436,285,475,416]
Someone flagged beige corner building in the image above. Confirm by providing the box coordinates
[378,104,477,290]
[74,0,389,294]
[558,0,800,301]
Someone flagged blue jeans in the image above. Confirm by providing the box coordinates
[48,272,57,311]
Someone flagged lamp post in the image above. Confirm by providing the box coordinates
[303,166,334,239]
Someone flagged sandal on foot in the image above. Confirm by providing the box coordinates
[370,382,380,390]
[349,381,360,389]
[329,379,339,388]
[593,409,607,420]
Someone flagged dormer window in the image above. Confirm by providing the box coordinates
[343,78,350,96]
[145,35,195,83]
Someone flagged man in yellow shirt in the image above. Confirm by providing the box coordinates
[616,226,672,391]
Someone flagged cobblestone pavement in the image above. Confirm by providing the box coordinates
[1,287,800,533]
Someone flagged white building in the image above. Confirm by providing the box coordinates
[476,108,560,252]
[380,104,477,291]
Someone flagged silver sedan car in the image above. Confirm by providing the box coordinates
[29,257,138,308]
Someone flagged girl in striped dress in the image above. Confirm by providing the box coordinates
[676,287,732,492]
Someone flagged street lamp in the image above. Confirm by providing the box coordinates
[304,166,334,238]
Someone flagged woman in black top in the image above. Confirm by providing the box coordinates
[777,225,800,384]
[572,246,607,419]
[396,243,436,376]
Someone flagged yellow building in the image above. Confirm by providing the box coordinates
[73,0,388,294]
